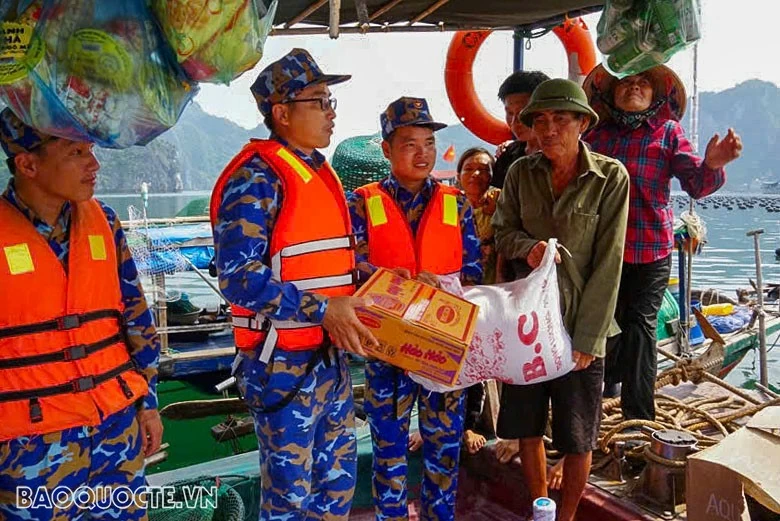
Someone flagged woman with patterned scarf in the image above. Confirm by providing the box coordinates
[583,64,742,424]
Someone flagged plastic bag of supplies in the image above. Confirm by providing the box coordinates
[152,0,278,85]
[0,1,44,122]
[0,0,197,149]
[597,0,701,77]
[409,238,575,392]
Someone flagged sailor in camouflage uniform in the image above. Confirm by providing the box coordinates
[347,98,483,521]
[210,49,375,521]
[0,109,162,521]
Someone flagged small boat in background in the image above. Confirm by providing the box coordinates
[760,179,780,195]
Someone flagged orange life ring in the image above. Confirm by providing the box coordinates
[445,18,597,145]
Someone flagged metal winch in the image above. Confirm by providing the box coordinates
[631,429,698,515]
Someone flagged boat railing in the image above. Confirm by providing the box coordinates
[120,215,211,227]
[121,212,226,354]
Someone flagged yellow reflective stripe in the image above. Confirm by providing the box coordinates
[276,148,312,183]
[442,194,458,226]
[4,243,34,275]
[367,195,388,226]
[88,235,107,260]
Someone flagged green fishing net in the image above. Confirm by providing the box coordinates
[148,476,245,521]
[330,133,389,192]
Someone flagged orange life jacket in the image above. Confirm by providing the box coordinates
[354,181,463,276]
[210,139,356,352]
[0,198,149,441]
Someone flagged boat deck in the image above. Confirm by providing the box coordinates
[588,380,768,521]
[156,313,780,381]
[149,355,779,521]
[147,439,649,520]
[158,330,235,379]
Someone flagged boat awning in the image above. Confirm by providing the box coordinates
[270,0,605,36]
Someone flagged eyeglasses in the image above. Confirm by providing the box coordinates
[282,97,337,112]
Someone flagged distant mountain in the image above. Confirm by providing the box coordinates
[433,125,492,172]
[689,80,780,191]
[1,80,778,193]
[93,102,269,194]
[158,102,269,192]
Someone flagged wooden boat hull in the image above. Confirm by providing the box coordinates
[148,443,657,521]
[152,315,780,475]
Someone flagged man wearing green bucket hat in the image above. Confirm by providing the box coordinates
[492,79,630,521]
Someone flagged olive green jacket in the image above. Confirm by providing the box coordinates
[492,143,630,358]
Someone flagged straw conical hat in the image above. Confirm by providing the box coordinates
[583,63,687,125]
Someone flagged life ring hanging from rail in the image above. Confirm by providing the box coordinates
[445,17,597,146]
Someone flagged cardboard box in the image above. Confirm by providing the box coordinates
[354,268,478,386]
[686,406,780,521]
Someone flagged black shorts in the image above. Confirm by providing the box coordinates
[496,358,604,454]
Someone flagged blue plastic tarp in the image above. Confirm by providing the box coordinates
[707,306,752,335]
[132,223,214,273]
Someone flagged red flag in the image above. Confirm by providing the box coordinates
[442,145,456,163]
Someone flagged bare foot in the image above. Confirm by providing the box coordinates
[495,438,520,463]
[547,457,565,490]
[408,431,423,452]
[463,429,487,454]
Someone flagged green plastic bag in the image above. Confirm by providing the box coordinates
[152,0,278,85]
[597,0,701,77]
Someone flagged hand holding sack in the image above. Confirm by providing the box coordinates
[152,0,278,85]
[409,239,575,392]
[0,0,197,148]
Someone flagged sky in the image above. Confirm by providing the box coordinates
[194,0,780,157]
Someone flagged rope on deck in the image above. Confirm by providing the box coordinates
[589,354,779,470]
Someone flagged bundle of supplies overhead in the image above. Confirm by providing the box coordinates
[596,0,701,77]
[0,0,277,149]
[152,0,278,85]
[0,0,196,148]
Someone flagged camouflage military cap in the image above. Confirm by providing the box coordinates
[250,48,351,116]
[380,96,447,140]
[0,107,54,158]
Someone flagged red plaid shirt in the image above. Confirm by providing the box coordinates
[586,117,725,264]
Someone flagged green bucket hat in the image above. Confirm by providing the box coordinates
[519,78,599,129]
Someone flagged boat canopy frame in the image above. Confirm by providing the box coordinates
[267,0,605,37]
